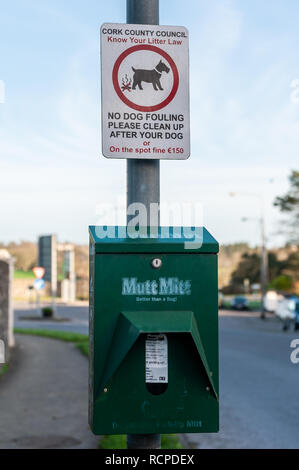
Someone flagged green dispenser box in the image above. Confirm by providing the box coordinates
[89,226,219,435]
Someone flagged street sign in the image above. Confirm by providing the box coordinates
[101,23,190,160]
[34,279,45,291]
[32,267,45,280]
[38,235,57,291]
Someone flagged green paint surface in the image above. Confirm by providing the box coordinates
[89,227,219,436]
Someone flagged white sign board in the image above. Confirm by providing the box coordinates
[101,23,190,160]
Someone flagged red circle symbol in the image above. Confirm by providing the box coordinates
[112,45,179,113]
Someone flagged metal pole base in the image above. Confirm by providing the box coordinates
[127,434,161,450]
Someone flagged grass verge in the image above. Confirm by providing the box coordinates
[14,329,89,357]
[14,270,35,280]
[0,364,9,377]
[99,434,183,450]
[222,300,261,311]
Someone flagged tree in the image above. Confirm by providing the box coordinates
[7,241,37,271]
[281,250,299,282]
[231,253,261,286]
[274,170,299,243]
[269,275,293,292]
[231,251,282,287]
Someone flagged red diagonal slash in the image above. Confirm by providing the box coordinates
[121,82,132,92]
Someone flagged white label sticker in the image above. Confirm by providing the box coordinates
[146,334,168,384]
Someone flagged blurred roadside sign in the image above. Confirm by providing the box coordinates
[32,267,45,280]
[34,279,45,291]
[38,235,57,292]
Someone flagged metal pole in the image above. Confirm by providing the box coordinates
[126,0,161,450]
[127,0,160,227]
[37,290,41,317]
[260,213,268,319]
[51,291,56,317]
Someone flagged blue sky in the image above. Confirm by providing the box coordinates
[0,0,299,247]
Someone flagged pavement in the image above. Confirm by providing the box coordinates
[0,334,98,449]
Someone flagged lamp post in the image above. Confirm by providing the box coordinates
[230,192,268,319]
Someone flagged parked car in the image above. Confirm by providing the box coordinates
[218,291,224,309]
[294,301,299,331]
[231,296,249,311]
[264,290,280,313]
[275,296,299,331]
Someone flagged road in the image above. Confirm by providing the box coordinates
[14,304,299,449]
[14,302,89,335]
[182,311,299,449]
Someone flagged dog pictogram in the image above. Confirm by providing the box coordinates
[112,45,179,112]
[132,59,170,91]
